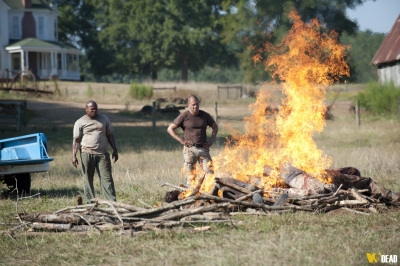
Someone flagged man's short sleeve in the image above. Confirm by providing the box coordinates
[173,113,184,128]
[105,116,114,136]
[206,112,216,127]
[73,120,82,139]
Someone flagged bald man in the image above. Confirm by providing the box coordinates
[72,100,118,203]
[167,95,218,187]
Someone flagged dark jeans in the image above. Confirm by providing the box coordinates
[80,152,116,204]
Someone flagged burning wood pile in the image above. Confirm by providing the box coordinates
[167,165,400,213]
[4,165,398,238]
[8,131,399,235]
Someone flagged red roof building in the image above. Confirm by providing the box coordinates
[370,14,400,86]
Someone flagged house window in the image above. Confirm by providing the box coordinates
[66,54,79,71]
[12,55,20,71]
[67,54,73,70]
[57,53,61,69]
[45,53,50,69]
[38,52,48,69]
[12,16,20,36]
[38,17,44,36]
[38,52,42,69]
[73,55,77,70]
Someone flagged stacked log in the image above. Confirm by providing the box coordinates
[2,197,236,237]
[2,171,399,238]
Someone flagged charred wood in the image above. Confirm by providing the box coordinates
[186,172,207,197]
[236,189,263,201]
[214,177,253,195]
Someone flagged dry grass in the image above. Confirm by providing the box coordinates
[0,82,399,266]
[2,80,256,107]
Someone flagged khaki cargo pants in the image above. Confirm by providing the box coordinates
[183,146,213,186]
[80,152,116,204]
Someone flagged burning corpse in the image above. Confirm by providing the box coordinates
[266,164,399,202]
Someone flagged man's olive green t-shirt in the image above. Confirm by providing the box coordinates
[73,114,114,154]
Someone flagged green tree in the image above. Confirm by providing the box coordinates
[55,0,119,77]
[94,0,235,82]
[340,30,386,83]
[220,0,364,83]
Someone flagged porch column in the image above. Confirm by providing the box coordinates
[50,51,58,80]
[62,53,66,78]
[77,55,80,71]
[8,53,12,77]
[20,50,25,71]
[25,51,29,72]
[55,51,58,71]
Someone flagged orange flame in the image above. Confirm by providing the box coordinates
[200,10,349,193]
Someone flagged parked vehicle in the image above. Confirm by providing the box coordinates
[0,133,53,195]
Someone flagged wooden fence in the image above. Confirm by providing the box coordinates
[217,85,243,99]
[0,100,27,132]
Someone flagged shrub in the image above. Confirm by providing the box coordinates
[53,80,61,96]
[0,180,8,196]
[87,84,94,97]
[129,83,153,100]
[354,81,400,116]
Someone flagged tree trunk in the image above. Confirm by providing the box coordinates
[151,70,157,82]
[181,54,188,82]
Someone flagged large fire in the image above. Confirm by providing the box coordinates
[183,10,349,197]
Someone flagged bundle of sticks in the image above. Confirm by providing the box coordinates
[3,196,236,237]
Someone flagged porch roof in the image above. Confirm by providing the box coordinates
[6,38,81,53]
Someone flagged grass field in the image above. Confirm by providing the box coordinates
[0,82,399,266]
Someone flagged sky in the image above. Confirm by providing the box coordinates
[346,0,400,33]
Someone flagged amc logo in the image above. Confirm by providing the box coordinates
[366,253,398,263]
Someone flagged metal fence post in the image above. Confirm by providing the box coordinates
[214,101,218,122]
[355,100,360,127]
[22,100,27,126]
[152,101,157,129]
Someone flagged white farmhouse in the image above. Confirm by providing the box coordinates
[0,0,81,81]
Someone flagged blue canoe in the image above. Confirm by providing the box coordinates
[0,133,54,166]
